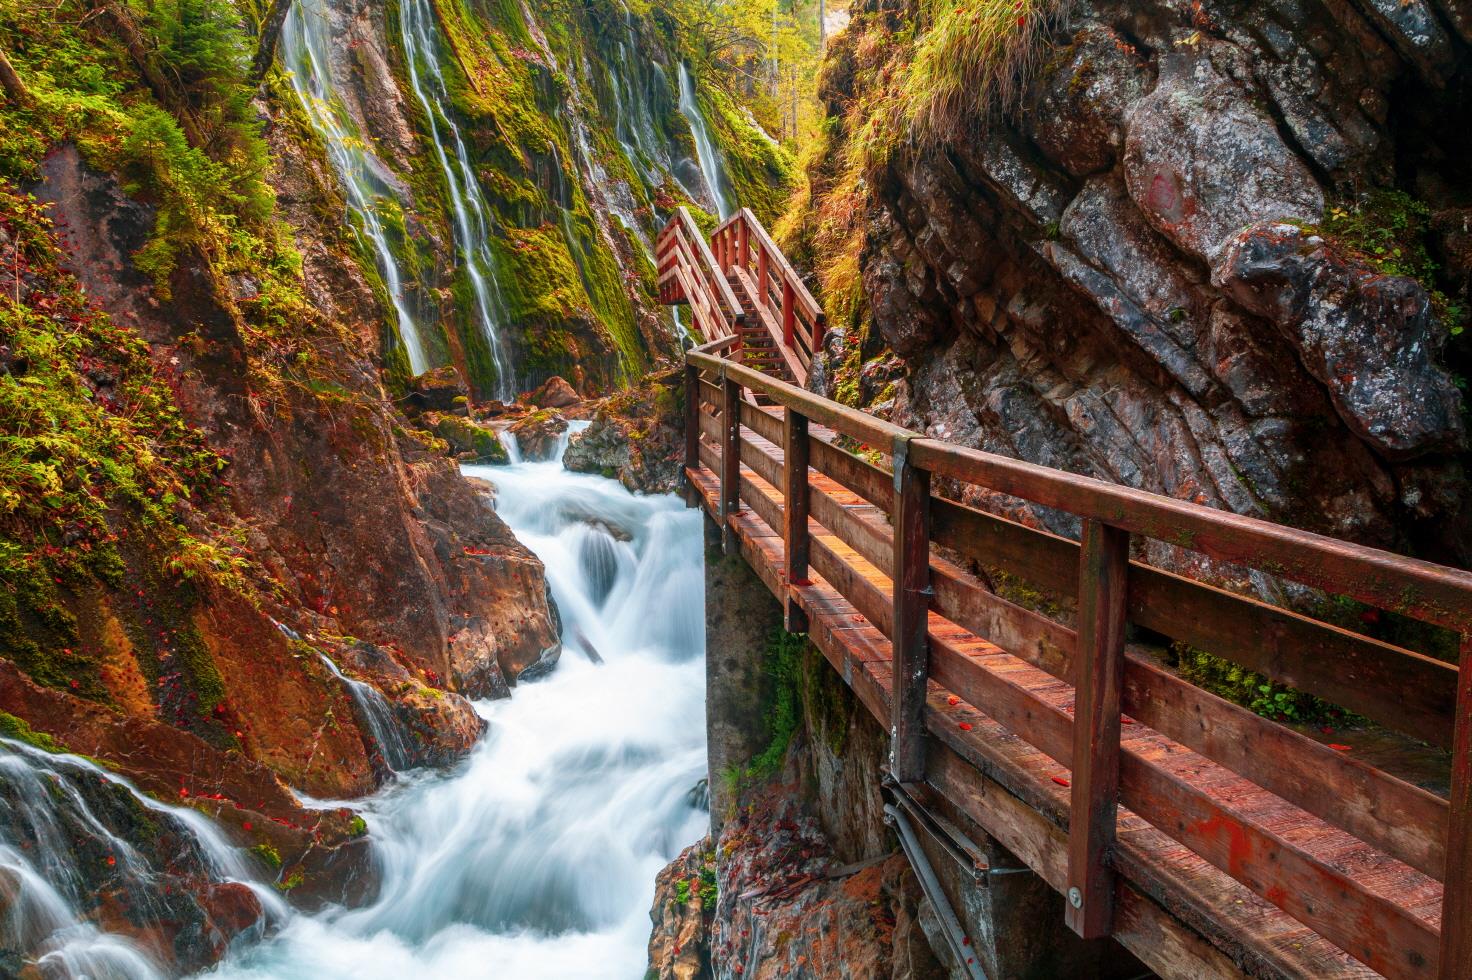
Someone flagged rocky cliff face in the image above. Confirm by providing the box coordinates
[649,539,946,980]
[796,0,1471,584]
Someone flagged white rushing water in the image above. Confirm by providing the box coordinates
[280,0,433,374]
[677,63,734,220]
[202,429,708,979]
[0,737,288,980]
[398,0,516,398]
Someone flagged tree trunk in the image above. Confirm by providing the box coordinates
[90,0,207,146]
[249,0,293,83]
[0,46,31,108]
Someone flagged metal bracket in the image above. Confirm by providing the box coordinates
[892,432,916,494]
[885,802,990,980]
[883,778,988,886]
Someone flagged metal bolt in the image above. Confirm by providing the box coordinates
[1068,887,1083,909]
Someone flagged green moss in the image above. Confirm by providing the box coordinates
[0,711,64,752]
[1314,190,1467,335]
[249,843,283,870]
[1170,642,1349,726]
[348,815,368,837]
[744,628,807,781]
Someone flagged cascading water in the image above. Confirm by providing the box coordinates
[0,739,285,978]
[398,0,516,398]
[200,426,707,978]
[677,63,734,220]
[279,0,433,374]
[315,651,417,773]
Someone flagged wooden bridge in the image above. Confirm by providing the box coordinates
[656,208,1472,978]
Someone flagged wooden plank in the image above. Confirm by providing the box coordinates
[892,441,931,783]
[910,439,1472,634]
[1067,520,1130,938]
[1440,634,1472,978]
[932,497,1457,748]
[684,363,699,478]
[697,457,1395,980]
[784,409,811,633]
[735,427,1448,879]
[721,371,742,554]
[929,644,1441,980]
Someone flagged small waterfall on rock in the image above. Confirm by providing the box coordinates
[677,63,734,220]
[280,0,433,374]
[203,428,707,978]
[0,739,283,978]
[398,0,516,398]
[315,652,417,773]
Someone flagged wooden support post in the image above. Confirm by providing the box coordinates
[757,249,770,310]
[720,370,742,555]
[684,363,700,481]
[890,436,931,783]
[1439,633,1472,978]
[738,219,750,272]
[782,409,810,633]
[812,312,826,355]
[781,280,796,349]
[1066,519,1130,939]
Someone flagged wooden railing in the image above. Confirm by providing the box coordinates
[656,207,742,346]
[711,209,825,375]
[659,208,823,386]
[684,337,1472,979]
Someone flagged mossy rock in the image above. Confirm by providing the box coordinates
[426,413,509,464]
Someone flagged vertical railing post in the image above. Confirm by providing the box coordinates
[684,362,700,484]
[757,248,771,311]
[890,435,931,784]
[738,218,750,273]
[781,280,796,349]
[1438,633,1472,978]
[1065,519,1130,939]
[719,367,742,556]
[782,408,810,634]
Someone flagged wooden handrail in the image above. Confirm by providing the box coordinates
[683,339,1472,979]
[664,209,824,387]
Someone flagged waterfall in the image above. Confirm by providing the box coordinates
[315,651,417,773]
[203,422,707,979]
[280,0,434,375]
[397,0,516,399]
[0,739,282,977]
[677,63,734,220]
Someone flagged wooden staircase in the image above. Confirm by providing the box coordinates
[656,207,823,398]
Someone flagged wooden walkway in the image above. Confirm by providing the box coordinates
[657,209,1472,979]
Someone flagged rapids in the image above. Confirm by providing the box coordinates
[201,430,709,978]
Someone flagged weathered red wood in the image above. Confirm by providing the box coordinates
[910,439,1472,634]
[783,409,811,633]
[736,418,1450,879]
[1067,520,1130,938]
[891,441,931,783]
[930,494,1457,747]
[684,363,699,479]
[1440,634,1472,979]
[720,371,742,554]
[780,280,796,350]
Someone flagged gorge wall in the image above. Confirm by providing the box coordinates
[791,0,1471,591]
[0,0,791,971]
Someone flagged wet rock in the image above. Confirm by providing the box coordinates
[422,411,508,463]
[407,365,470,414]
[808,0,1470,569]
[647,842,714,980]
[1123,53,1323,264]
[506,411,570,462]
[527,374,580,409]
[563,369,685,493]
[1214,222,1465,458]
